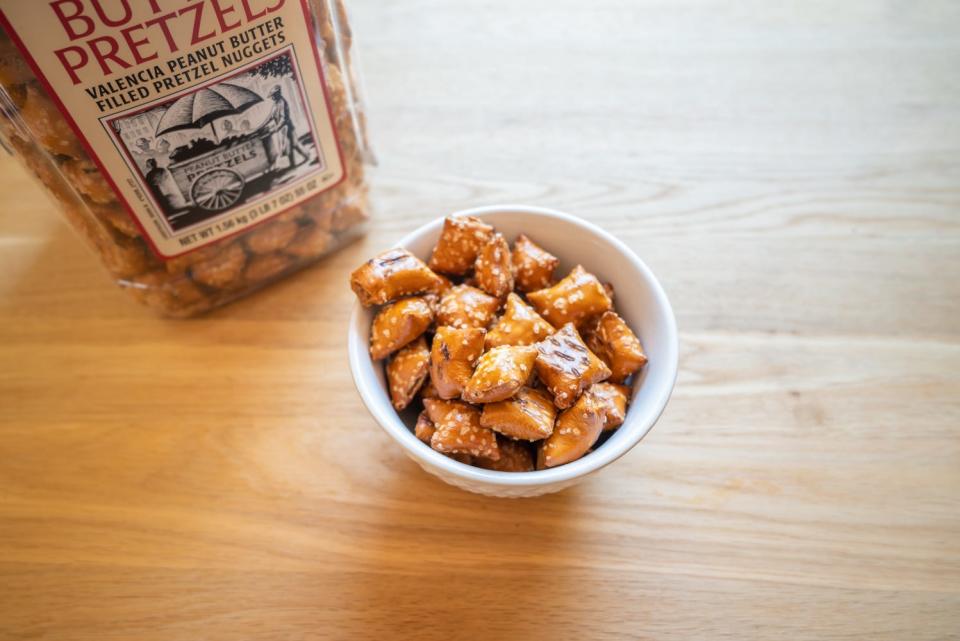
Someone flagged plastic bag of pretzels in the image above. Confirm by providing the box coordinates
[0,0,373,316]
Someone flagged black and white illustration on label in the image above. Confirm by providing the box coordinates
[104,49,323,233]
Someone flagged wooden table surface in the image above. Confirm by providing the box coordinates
[2,1,959,639]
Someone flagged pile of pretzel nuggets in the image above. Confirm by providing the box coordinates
[350,216,648,472]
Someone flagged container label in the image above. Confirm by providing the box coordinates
[0,0,345,257]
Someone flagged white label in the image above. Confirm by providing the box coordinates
[0,0,345,257]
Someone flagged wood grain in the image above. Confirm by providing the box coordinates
[1,0,959,639]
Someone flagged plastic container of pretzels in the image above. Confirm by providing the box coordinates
[0,0,373,316]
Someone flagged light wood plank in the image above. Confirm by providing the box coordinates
[0,0,958,638]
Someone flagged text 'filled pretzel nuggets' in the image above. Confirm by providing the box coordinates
[351,249,447,307]
[429,326,486,400]
[462,345,538,404]
[527,265,613,329]
[369,296,435,360]
[534,323,611,409]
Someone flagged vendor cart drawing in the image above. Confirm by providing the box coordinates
[106,50,321,231]
[167,130,274,211]
[147,72,318,221]
[155,81,274,212]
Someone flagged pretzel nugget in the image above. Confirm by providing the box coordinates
[85,204,137,242]
[424,399,499,460]
[587,382,631,431]
[537,391,604,469]
[526,264,613,329]
[370,296,435,360]
[437,284,501,329]
[603,282,615,303]
[479,386,556,441]
[534,322,611,409]
[420,377,440,400]
[19,84,82,157]
[422,398,458,423]
[60,158,116,205]
[462,345,538,403]
[189,243,248,289]
[428,216,494,275]
[414,410,436,444]
[244,219,300,255]
[474,232,513,298]
[474,437,535,472]
[512,233,559,292]
[485,292,555,349]
[244,252,294,284]
[429,326,486,399]
[415,411,473,464]
[350,248,446,307]
[585,311,647,383]
[285,224,335,259]
[386,337,431,410]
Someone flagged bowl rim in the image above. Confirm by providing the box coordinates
[348,204,678,487]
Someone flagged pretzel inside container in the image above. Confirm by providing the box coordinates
[0,0,373,316]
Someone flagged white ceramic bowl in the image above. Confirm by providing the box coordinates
[348,205,678,497]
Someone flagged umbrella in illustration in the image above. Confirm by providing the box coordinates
[155,82,262,143]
